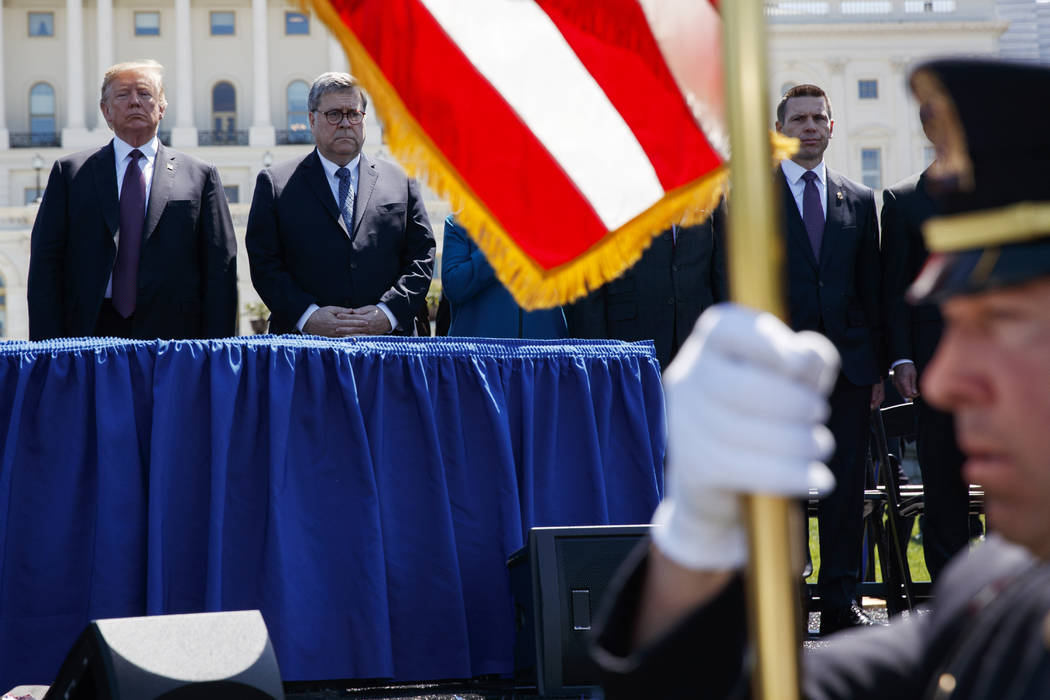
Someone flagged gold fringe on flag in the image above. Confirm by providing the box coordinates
[304,0,796,310]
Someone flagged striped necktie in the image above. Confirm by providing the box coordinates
[336,166,354,233]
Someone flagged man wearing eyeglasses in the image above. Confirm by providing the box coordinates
[246,72,435,336]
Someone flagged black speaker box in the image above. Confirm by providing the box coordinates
[508,524,650,696]
[43,610,284,699]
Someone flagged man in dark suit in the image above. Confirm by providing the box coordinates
[774,84,884,634]
[565,201,728,370]
[594,58,1050,699]
[27,60,238,340]
[246,72,434,336]
[882,168,971,581]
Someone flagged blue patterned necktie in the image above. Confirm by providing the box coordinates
[335,167,354,233]
[802,170,824,258]
[113,149,146,318]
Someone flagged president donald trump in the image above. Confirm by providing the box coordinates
[28,59,238,340]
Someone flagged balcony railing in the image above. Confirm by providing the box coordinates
[276,129,314,146]
[10,132,60,148]
[198,130,249,146]
[766,0,996,22]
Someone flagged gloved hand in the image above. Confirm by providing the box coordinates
[651,303,840,571]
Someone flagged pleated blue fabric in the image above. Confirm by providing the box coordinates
[0,336,664,687]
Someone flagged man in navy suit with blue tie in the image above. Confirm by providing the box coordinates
[774,84,884,634]
[246,72,434,336]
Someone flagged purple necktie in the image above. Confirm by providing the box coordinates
[113,149,146,318]
[802,170,824,259]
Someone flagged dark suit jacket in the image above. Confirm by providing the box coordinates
[778,167,883,386]
[27,141,238,340]
[881,169,943,372]
[595,535,1048,699]
[565,201,728,369]
[245,150,435,334]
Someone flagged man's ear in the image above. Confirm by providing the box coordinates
[828,119,834,137]
[775,121,783,134]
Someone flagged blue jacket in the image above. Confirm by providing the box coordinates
[441,216,568,339]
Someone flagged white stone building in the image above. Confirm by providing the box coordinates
[0,1,1026,338]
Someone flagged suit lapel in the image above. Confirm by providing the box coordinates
[144,144,174,241]
[353,153,378,239]
[91,141,120,236]
[304,149,343,226]
[914,170,936,223]
[778,168,819,270]
[822,169,848,268]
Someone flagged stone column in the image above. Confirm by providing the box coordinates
[171,0,198,147]
[329,34,348,73]
[62,0,94,148]
[826,57,849,173]
[0,4,9,149]
[249,0,276,146]
[92,0,113,136]
[890,56,915,184]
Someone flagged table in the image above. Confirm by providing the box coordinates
[0,336,664,687]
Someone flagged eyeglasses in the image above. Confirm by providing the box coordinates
[316,108,366,125]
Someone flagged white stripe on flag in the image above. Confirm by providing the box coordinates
[638,0,727,158]
[421,0,665,230]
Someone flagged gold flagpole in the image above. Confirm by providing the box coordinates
[722,1,803,699]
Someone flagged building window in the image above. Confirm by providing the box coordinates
[924,145,936,166]
[135,12,160,36]
[212,82,237,141]
[30,83,57,145]
[287,80,310,141]
[285,12,310,35]
[858,79,878,99]
[0,275,6,337]
[861,148,882,189]
[25,187,42,205]
[28,12,54,37]
[224,185,240,203]
[210,11,235,36]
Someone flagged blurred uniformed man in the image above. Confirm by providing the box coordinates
[593,58,1050,699]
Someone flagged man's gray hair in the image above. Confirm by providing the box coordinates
[100,59,168,109]
[308,72,369,113]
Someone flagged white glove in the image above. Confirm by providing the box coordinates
[651,303,840,571]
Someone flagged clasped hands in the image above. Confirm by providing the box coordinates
[303,305,392,337]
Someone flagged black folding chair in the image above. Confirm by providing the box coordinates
[868,402,920,615]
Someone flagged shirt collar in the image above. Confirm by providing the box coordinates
[317,150,361,182]
[781,157,825,186]
[113,134,159,163]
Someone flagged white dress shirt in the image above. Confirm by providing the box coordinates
[106,135,159,298]
[780,158,828,221]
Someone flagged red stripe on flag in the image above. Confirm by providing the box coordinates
[535,0,723,191]
[334,0,610,268]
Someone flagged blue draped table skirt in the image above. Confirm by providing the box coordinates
[0,336,664,687]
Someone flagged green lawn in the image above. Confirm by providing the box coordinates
[806,515,930,585]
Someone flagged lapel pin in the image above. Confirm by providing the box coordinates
[836,191,843,201]
[166,162,174,172]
